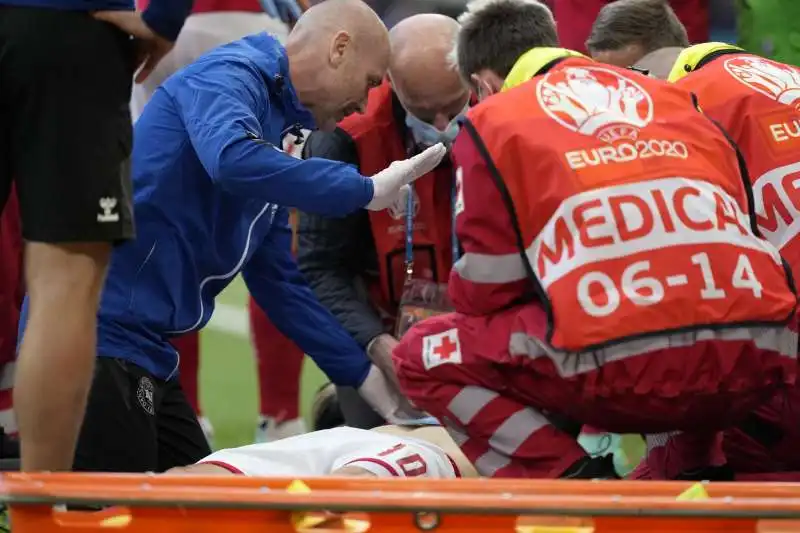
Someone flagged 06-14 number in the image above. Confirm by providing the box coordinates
[578,252,762,317]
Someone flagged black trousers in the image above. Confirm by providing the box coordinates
[73,357,210,473]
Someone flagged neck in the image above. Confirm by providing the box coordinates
[634,47,685,80]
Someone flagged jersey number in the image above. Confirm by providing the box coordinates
[378,444,428,477]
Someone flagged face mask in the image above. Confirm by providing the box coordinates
[405,102,468,147]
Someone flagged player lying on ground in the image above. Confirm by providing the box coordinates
[166,424,476,478]
[391,0,798,480]
[586,0,800,481]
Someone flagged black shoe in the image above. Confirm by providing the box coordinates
[0,428,18,460]
[560,454,620,479]
[674,464,735,481]
[1,436,19,460]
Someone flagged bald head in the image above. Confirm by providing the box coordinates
[387,14,468,129]
[292,0,388,49]
[286,0,391,131]
[633,47,683,80]
[389,14,460,88]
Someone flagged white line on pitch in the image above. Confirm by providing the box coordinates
[206,303,250,338]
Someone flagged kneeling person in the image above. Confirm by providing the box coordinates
[392,0,797,480]
[587,0,800,480]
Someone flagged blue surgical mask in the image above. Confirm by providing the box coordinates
[405,103,468,147]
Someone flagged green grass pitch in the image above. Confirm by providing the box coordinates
[200,276,328,450]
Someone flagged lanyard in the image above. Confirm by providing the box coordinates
[404,177,460,282]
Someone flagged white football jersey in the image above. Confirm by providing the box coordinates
[198,427,461,478]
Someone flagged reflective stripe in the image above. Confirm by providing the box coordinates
[0,362,14,391]
[646,432,678,451]
[443,413,512,477]
[447,386,498,425]
[488,408,549,456]
[473,448,511,477]
[453,251,527,284]
[444,424,469,447]
[508,326,798,378]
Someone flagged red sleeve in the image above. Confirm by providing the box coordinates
[552,0,609,53]
[448,128,532,316]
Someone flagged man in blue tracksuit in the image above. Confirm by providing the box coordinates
[0,0,193,471]
[18,0,445,473]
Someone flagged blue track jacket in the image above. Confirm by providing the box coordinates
[20,34,376,386]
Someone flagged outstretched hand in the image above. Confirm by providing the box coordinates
[366,143,447,211]
[401,143,448,185]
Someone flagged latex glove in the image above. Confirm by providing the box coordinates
[366,334,401,392]
[366,143,447,211]
[357,365,427,424]
[259,0,304,24]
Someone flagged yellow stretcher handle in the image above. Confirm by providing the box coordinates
[288,480,369,532]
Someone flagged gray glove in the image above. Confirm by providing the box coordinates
[357,365,428,424]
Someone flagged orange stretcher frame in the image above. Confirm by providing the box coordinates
[3,474,800,533]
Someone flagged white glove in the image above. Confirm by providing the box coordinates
[366,143,447,211]
[357,365,428,424]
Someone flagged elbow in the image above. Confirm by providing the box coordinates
[207,141,242,184]
[449,276,532,316]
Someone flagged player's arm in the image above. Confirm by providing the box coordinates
[142,0,194,41]
[297,131,387,347]
[169,60,374,216]
[242,209,371,386]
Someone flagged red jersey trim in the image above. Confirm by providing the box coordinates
[198,460,245,474]
[341,457,400,477]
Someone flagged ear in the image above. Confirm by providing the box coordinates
[329,30,352,68]
[486,72,504,95]
[471,72,502,101]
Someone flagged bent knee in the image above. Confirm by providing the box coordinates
[393,314,463,386]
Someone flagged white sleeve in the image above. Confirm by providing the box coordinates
[331,439,459,479]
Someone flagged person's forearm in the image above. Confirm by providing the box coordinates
[143,0,194,41]
[215,139,375,216]
[247,276,372,386]
[301,269,386,347]
[14,320,95,471]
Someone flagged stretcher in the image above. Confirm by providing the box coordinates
[2,474,800,533]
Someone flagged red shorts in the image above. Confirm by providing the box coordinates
[393,303,796,478]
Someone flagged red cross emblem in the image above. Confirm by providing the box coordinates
[423,329,461,369]
[433,336,459,361]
